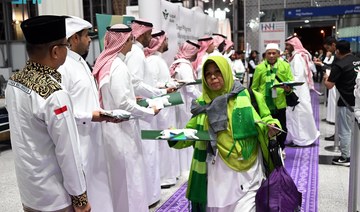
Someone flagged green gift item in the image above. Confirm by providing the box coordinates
[141,130,212,141]
[137,92,184,107]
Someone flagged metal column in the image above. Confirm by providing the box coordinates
[348,118,360,212]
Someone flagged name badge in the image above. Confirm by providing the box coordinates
[272,88,277,98]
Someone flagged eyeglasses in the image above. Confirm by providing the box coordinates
[50,43,71,49]
[56,43,71,48]
[205,70,222,80]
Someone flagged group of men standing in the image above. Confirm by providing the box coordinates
[5,13,360,212]
[6,13,221,211]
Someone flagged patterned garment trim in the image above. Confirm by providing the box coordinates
[9,61,62,99]
[70,191,88,208]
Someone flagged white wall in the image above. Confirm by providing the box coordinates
[38,0,84,18]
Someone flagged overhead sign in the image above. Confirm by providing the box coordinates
[285,5,360,19]
[259,21,286,55]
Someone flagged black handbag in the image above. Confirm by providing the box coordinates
[275,75,299,107]
[285,91,300,107]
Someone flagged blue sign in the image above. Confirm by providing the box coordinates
[285,5,360,19]
[12,0,42,4]
[339,36,360,43]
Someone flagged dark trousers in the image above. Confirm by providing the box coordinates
[272,108,287,150]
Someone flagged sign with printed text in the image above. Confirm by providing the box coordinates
[259,21,286,54]
[285,5,360,19]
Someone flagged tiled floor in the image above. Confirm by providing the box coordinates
[0,94,352,211]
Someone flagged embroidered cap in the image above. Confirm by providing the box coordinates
[21,15,66,44]
[65,16,92,39]
[265,43,280,51]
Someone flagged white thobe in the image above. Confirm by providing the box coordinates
[101,54,154,212]
[171,59,201,175]
[286,53,320,146]
[147,52,180,186]
[231,59,246,76]
[137,52,161,205]
[125,41,166,98]
[354,73,360,122]
[5,66,86,211]
[326,87,337,123]
[324,57,336,123]
[196,52,210,80]
[58,50,113,212]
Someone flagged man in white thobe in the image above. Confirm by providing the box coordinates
[125,19,172,98]
[285,36,320,146]
[192,36,215,80]
[93,24,161,212]
[58,16,113,212]
[169,40,201,175]
[6,15,90,212]
[126,20,175,206]
[145,30,180,188]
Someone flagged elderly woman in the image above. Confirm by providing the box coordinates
[169,55,281,211]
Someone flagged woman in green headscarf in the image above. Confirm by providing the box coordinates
[169,56,281,211]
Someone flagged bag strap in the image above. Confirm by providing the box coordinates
[247,88,259,115]
[275,75,283,83]
[339,92,354,113]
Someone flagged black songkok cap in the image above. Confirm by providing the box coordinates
[21,15,66,44]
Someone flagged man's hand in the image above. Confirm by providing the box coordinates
[152,106,161,115]
[281,84,292,93]
[268,123,279,138]
[74,203,91,212]
[313,57,323,66]
[92,111,124,123]
[166,87,177,93]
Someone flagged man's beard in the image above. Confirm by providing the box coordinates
[81,51,89,60]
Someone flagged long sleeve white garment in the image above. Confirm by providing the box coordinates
[125,42,166,98]
[5,69,86,211]
[232,59,246,74]
[196,52,210,80]
[171,58,200,174]
[323,55,334,65]
[138,52,161,205]
[100,55,154,212]
[58,50,113,212]
[286,53,320,146]
[354,73,360,123]
[147,52,180,185]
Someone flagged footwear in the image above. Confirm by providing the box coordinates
[325,135,335,141]
[286,142,299,147]
[161,184,175,189]
[332,156,350,167]
[327,121,335,125]
[321,118,327,122]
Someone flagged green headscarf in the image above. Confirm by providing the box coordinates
[200,56,258,161]
[201,56,234,102]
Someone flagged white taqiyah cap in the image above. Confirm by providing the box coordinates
[65,16,92,39]
[265,43,280,51]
